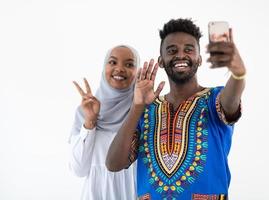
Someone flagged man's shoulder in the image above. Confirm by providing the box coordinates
[211,86,224,92]
[202,86,224,98]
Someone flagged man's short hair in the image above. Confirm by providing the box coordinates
[159,18,202,52]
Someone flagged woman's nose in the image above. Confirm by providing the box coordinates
[114,64,125,72]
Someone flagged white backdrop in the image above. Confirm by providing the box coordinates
[0,0,268,199]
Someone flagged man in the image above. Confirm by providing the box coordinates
[106,18,246,200]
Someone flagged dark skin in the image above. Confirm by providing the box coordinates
[106,60,165,170]
[72,47,137,129]
[207,28,246,119]
[106,29,246,171]
[158,32,203,110]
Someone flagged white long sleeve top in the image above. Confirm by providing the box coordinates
[69,125,137,200]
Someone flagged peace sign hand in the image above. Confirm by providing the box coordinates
[73,78,100,129]
[134,59,165,106]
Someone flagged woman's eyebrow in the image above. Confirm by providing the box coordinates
[125,58,135,62]
[109,56,118,60]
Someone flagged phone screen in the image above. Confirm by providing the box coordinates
[208,21,229,43]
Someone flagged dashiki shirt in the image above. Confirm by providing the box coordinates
[131,87,241,200]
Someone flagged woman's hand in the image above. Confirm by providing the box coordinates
[73,78,100,129]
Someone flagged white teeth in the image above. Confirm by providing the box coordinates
[175,63,188,68]
[113,75,125,80]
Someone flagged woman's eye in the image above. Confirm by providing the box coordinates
[126,63,134,68]
[109,60,116,65]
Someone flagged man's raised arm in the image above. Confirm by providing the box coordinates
[106,59,165,171]
[207,29,246,121]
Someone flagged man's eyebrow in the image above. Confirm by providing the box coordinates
[166,45,177,50]
[185,44,195,47]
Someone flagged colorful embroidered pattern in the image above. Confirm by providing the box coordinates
[139,193,151,200]
[216,92,241,125]
[128,131,139,164]
[139,89,211,198]
[192,194,227,200]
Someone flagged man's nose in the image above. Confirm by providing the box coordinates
[176,50,185,59]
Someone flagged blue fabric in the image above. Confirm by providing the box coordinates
[136,87,234,200]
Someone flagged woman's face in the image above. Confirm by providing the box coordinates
[105,47,137,90]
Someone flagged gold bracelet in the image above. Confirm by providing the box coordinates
[231,72,246,80]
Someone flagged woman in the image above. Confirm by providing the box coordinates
[69,45,139,200]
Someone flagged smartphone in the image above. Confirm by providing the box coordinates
[208,21,230,43]
[208,21,230,56]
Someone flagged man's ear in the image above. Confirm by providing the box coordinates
[158,56,164,68]
[198,55,202,66]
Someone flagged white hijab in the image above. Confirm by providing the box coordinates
[95,45,139,132]
[71,45,140,136]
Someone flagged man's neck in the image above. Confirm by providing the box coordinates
[165,77,203,109]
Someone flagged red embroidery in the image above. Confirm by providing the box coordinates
[192,194,227,200]
[139,193,151,200]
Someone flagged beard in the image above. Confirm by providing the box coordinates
[163,56,199,84]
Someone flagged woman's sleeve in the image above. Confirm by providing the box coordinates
[68,106,96,177]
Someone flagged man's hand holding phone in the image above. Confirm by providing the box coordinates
[207,21,233,68]
[207,21,246,78]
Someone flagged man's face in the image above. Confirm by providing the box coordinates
[159,32,201,84]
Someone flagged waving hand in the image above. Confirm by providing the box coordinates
[134,59,165,106]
